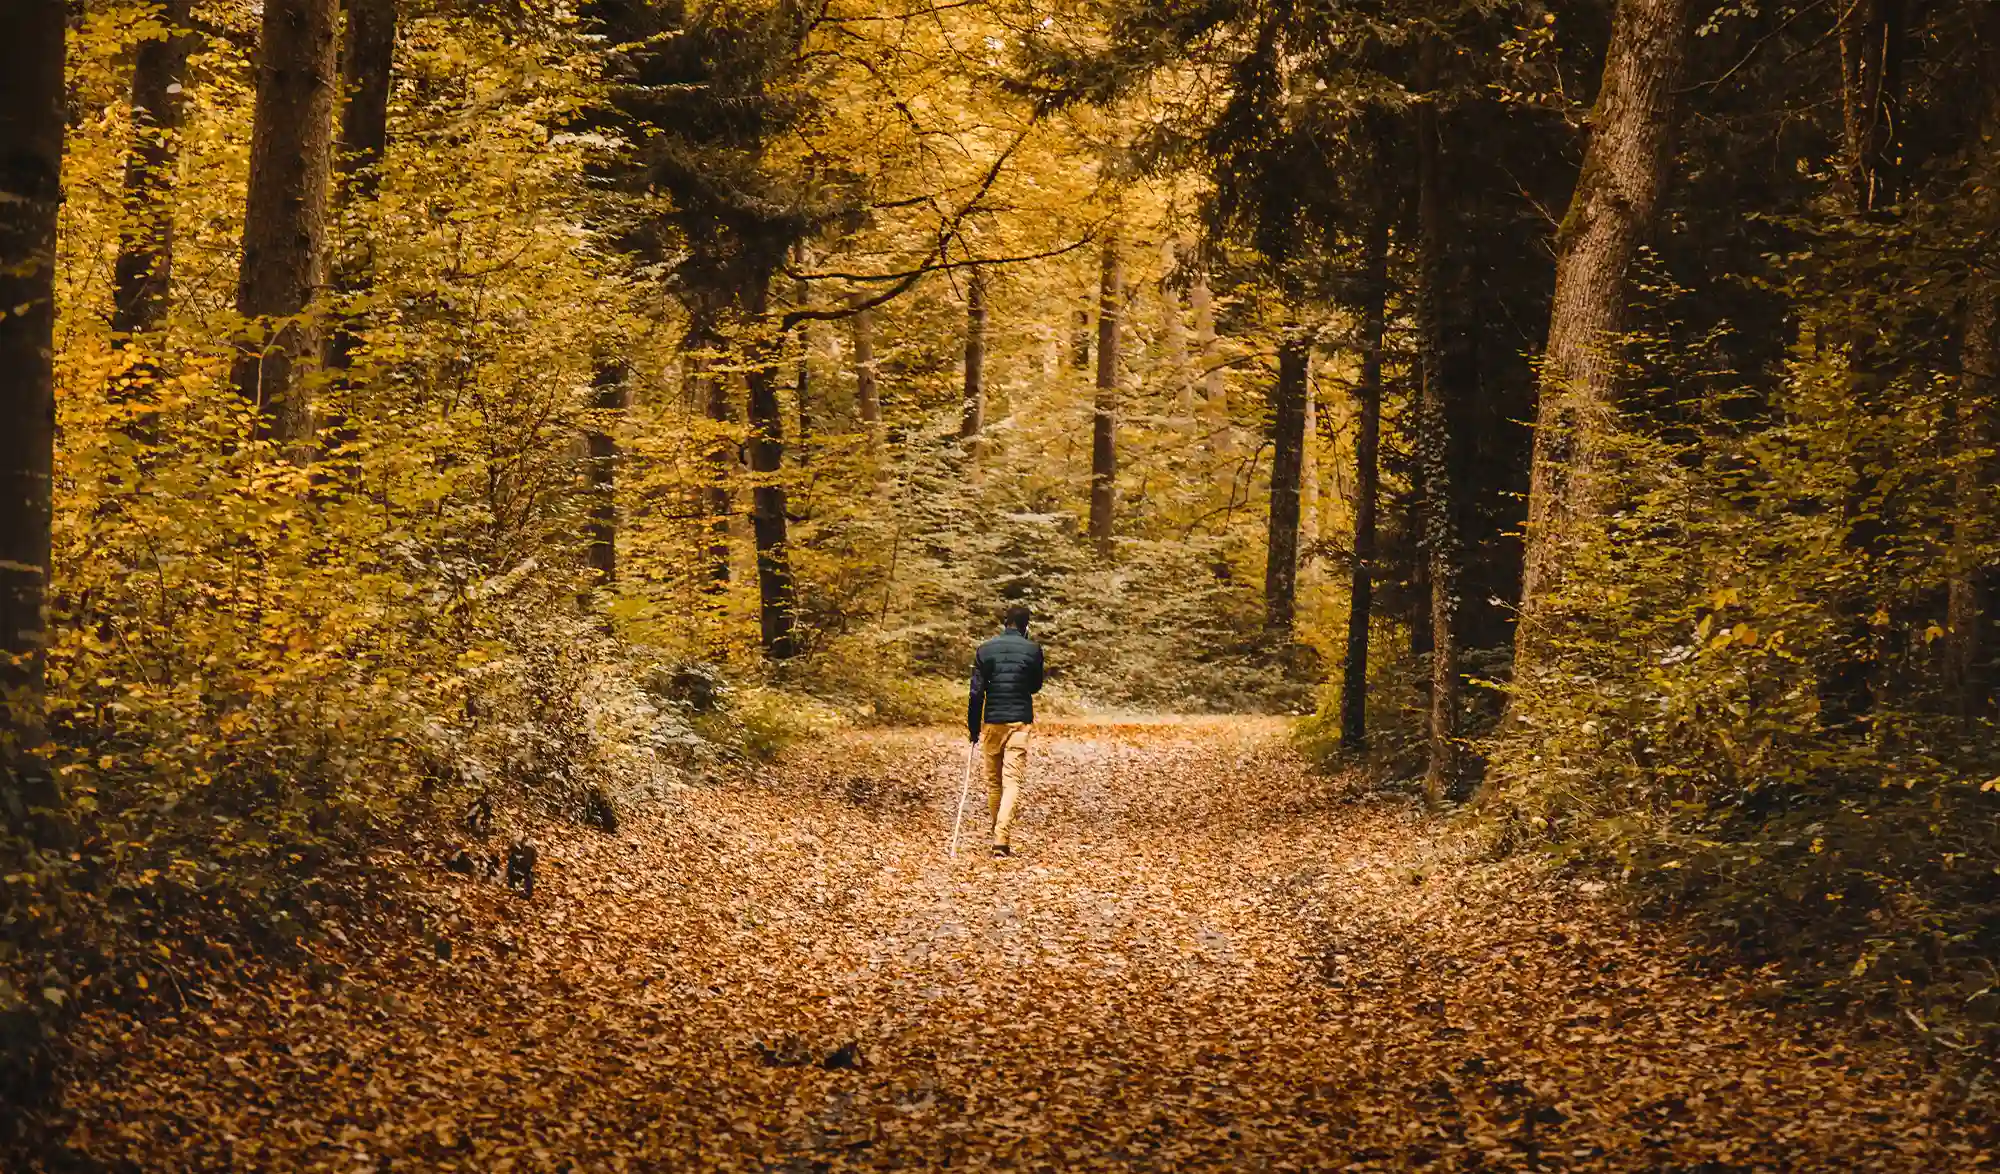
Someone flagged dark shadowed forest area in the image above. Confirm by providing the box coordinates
[2,0,1998,1168]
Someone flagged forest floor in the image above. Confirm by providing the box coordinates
[44,718,1996,1171]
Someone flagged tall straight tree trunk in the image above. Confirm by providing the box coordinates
[112,0,193,343]
[326,0,396,361]
[1838,0,1905,214]
[1416,40,1467,805]
[232,0,340,447]
[1300,361,1320,581]
[110,0,193,447]
[1946,30,2000,717]
[1160,240,1193,424]
[793,261,812,457]
[745,285,797,659]
[1192,262,1228,449]
[0,1,65,840]
[1945,283,1995,715]
[851,303,881,438]
[699,344,733,588]
[1340,147,1390,750]
[585,360,626,584]
[961,266,987,458]
[1515,0,1693,660]
[1089,237,1122,557]
[1265,334,1310,636]
[322,0,396,472]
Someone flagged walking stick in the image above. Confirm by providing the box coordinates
[949,739,975,859]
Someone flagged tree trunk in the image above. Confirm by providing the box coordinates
[699,344,733,588]
[745,286,797,659]
[0,1,65,841]
[1340,149,1390,751]
[1300,359,1320,583]
[336,0,396,203]
[1071,301,1092,372]
[232,0,340,447]
[1838,0,1905,214]
[1946,34,2000,717]
[1160,239,1193,424]
[1417,40,1467,806]
[1089,236,1122,557]
[961,266,987,458]
[585,360,625,585]
[1192,262,1228,448]
[323,0,397,468]
[112,0,194,343]
[851,302,881,435]
[1265,334,1310,636]
[793,265,812,457]
[1515,0,1692,659]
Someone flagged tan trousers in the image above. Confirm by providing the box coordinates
[981,722,1031,847]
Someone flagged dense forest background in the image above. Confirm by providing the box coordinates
[3,0,1998,1129]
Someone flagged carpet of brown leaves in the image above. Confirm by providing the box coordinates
[46,719,1996,1170]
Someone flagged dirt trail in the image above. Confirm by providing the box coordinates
[55,719,1986,1171]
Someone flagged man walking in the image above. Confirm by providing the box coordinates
[968,604,1045,857]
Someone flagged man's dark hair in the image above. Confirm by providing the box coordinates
[1003,604,1032,631]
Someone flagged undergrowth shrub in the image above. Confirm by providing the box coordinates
[1490,338,2000,1053]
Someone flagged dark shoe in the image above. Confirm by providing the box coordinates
[991,844,1012,858]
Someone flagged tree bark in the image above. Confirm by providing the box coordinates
[1089,236,1122,557]
[961,266,987,458]
[698,343,733,588]
[112,0,194,343]
[1265,334,1310,636]
[0,1,65,840]
[1946,32,2000,717]
[1515,0,1693,661]
[1838,0,1905,214]
[336,0,396,204]
[793,265,812,457]
[585,361,626,584]
[1339,151,1390,751]
[744,284,797,659]
[1300,359,1320,582]
[851,303,881,435]
[323,0,397,467]
[1160,239,1193,424]
[232,0,341,447]
[1192,262,1228,449]
[1416,40,1467,806]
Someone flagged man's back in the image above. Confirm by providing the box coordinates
[973,628,1044,725]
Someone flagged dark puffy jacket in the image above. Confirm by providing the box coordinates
[968,628,1044,739]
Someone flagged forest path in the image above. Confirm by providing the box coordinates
[59,719,1972,1171]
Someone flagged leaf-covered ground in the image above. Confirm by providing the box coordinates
[48,719,1996,1170]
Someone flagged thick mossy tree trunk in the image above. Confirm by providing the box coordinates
[1340,135,1390,751]
[585,360,626,585]
[1089,236,1122,558]
[112,0,194,344]
[961,266,987,458]
[1515,0,1693,662]
[0,1,65,841]
[1264,334,1310,637]
[1415,45,1467,805]
[232,0,341,447]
